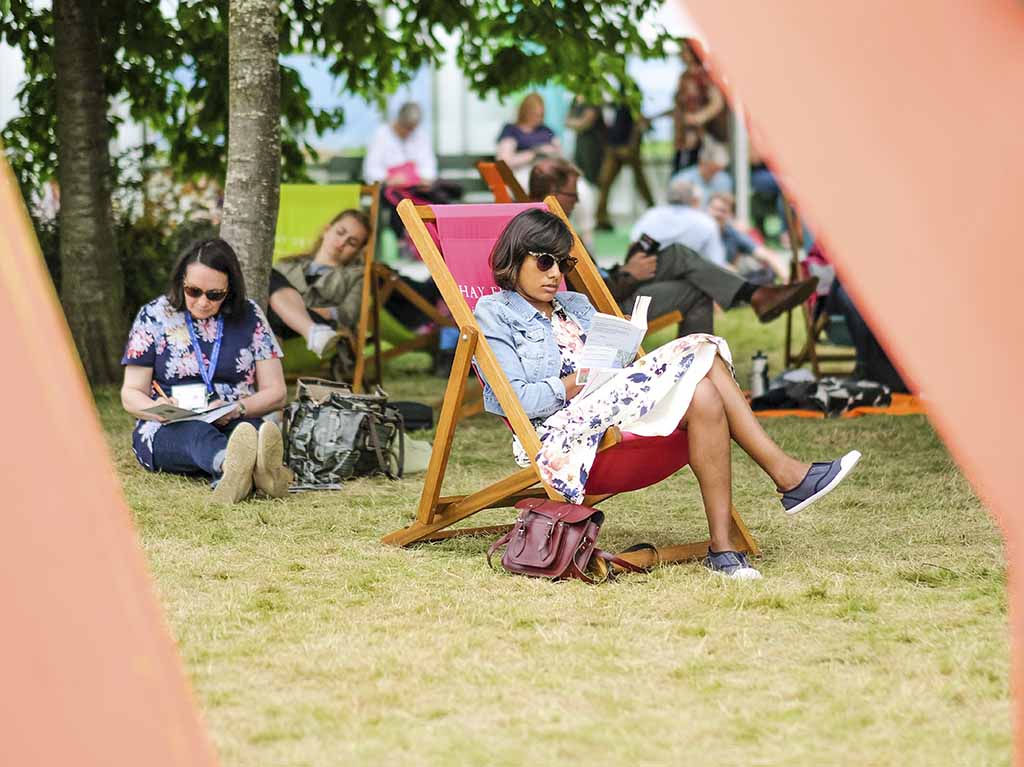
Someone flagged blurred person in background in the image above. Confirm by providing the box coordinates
[671,38,728,173]
[672,138,733,210]
[365,102,460,242]
[531,161,818,336]
[595,96,655,231]
[707,192,788,284]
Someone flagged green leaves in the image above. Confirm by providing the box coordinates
[1,0,675,195]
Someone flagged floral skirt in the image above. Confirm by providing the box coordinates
[513,334,733,504]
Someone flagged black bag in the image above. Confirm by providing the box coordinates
[283,378,404,488]
[751,376,891,417]
[392,401,434,432]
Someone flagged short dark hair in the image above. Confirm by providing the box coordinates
[489,208,574,291]
[528,158,581,201]
[167,237,248,319]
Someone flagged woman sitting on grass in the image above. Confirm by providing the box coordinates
[121,238,292,504]
[267,208,371,370]
[474,209,861,579]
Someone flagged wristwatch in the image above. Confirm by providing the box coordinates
[237,399,247,417]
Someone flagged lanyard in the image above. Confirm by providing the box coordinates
[184,313,224,395]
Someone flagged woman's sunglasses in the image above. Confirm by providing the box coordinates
[527,251,577,274]
[183,285,229,302]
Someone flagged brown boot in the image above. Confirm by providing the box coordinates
[749,277,819,323]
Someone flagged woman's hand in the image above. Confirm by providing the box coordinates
[209,399,242,426]
[562,371,586,401]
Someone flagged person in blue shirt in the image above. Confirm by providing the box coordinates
[671,137,733,209]
[707,191,788,284]
[473,209,861,579]
[121,238,292,504]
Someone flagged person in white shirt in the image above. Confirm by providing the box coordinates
[363,102,460,241]
[530,160,819,336]
[363,102,438,186]
[630,176,727,266]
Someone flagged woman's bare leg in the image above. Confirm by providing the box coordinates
[704,355,810,491]
[683,378,734,551]
[269,287,316,338]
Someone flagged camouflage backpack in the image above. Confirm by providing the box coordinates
[283,379,405,490]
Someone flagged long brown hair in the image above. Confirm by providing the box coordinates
[280,208,372,261]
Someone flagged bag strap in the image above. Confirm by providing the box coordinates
[486,527,516,570]
[363,412,398,480]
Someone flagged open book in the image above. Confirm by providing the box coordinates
[141,401,239,424]
[575,295,651,399]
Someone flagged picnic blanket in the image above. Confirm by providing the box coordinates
[755,392,925,420]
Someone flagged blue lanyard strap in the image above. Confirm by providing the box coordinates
[184,313,224,395]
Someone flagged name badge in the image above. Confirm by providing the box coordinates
[172,383,209,412]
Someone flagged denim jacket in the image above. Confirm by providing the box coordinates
[473,290,595,420]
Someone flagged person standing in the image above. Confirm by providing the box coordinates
[565,96,606,192]
[595,100,655,230]
[671,38,728,173]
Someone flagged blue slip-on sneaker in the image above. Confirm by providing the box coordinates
[704,548,762,580]
[780,450,862,515]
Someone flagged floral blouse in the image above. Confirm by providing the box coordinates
[511,300,586,465]
[121,295,282,471]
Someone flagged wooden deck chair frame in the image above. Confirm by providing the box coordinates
[370,262,454,369]
[382,197,759,569]
[477,159,529,203]
[781,197,857,378]
[349,183,381,393]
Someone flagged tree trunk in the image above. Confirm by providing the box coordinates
[53,0,125,384]
[220,0,280,310]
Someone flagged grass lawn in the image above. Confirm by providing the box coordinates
[99,308,1010,766]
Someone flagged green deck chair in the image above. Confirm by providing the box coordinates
[274,182,418,391]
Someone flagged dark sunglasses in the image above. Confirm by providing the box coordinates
[527,251,577,274]
[183,285,229,302]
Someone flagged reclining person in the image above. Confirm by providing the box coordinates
[473,209,861,579]
[267,209,371,370]
[528,159,817,336]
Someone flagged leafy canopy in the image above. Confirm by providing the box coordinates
[1,0,672,193]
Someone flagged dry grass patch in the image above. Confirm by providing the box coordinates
[96,309,1010,766]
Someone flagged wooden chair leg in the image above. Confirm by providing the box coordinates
[613,505,759,569]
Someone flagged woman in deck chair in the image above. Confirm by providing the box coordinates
[474,209,861,579]
[267,209,371,371]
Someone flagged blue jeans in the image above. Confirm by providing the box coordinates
[151,417,264,477]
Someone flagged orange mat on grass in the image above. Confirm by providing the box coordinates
[755,393,926,420]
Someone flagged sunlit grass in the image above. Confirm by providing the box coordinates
[98,308,1009,766]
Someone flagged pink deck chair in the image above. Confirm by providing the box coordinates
[382,199,759,568]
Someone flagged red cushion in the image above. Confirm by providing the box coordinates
[583,429,690,495]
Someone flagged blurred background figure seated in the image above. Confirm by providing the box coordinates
[707,191,788,284]
[363,101,462,245]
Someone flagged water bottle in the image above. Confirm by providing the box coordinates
[750,351,769,398]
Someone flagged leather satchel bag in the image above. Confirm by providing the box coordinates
[487,498,648,584]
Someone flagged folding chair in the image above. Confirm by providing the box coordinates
[477,160,683,340]
[274,183,381,392]
[781,198,857,377]
[477,159,529,203]
[382,198,759,568]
